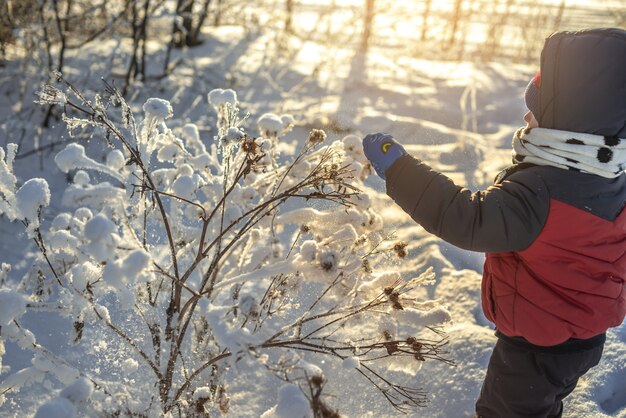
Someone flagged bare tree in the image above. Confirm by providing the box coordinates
[214,0,223,26]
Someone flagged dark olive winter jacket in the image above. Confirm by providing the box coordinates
[385,28,626,347]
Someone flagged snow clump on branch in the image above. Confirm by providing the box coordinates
[143,98,173,122]
[257,113,295,139]
[208,88,237,108]
[0,289,27,325]
[15,178,50,234]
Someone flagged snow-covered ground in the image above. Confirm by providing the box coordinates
[1,13,625,418]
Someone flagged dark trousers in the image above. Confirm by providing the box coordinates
[475,333,604,418]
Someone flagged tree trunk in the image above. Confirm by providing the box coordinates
[421,0,432,41]
[448,0,463,48]
[360,0,374,53]
[285,0,293,34]
[189,0,212,45]
[214,0,223,26]
[172,0,193,46]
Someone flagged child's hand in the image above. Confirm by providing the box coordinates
[362,133,407,179]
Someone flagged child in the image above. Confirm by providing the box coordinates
[362,28,626,418]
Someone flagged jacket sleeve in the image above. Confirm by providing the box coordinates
[385,155,550,253]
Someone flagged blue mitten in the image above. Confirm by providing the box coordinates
[362,133,407,179]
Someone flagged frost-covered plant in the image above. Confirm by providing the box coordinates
[0,76,452,416]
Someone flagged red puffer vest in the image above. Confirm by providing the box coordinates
[482,198,626,346]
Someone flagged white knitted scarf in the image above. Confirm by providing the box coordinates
[512,127,626,178]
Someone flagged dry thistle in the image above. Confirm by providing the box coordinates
[319,251,337,272]
[242,137,260,155]
[393,241,408,258]
[389,292,403,310]
[384,340,399,355]
[406,337,426,361]
[383,286,403,310]
[309,374,325,388]
[307,129,327,145]
[406,336,423,352]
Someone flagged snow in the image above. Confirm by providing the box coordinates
[120,250,151,278]
[192,386,211,401]
[72,170,90,186]
[121,358,139,374]
[0,289,27,326]
[15,178,50,222]
[1,6,625,418]
[106,150,126,170]
[342,356,360,370]
[208,88,238,107]
[55,144,124,182]
[299,240,317,261]
[257,113,284,138]
[142,98,173,121]
[221,126,246,144]
[51,213,72,231]
[60,377,93,403]
[68,262,100,292]
[393,306,452,328]
[33,397,76,418]
[54,143,87,173]
[83,213,116,242]
[0,144,18,206]
[171,175,196,198]
[261,384,311,418]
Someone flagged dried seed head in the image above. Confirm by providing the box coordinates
[309,375,324,388]
[393,241,408,258]
[217,385,230,414]
[354,235,367,246]
[307,129,327,144]
[384,341,399,355]
[388,291,403,310]
[319,251,337,272]
[407,336,423,351]
[361,259,372,273]
[242,137,260,154]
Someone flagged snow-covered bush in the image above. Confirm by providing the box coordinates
[0,77,451,416]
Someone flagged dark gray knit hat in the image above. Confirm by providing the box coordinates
[524,70,541,116]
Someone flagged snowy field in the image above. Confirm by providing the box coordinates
[1,3,626,417]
